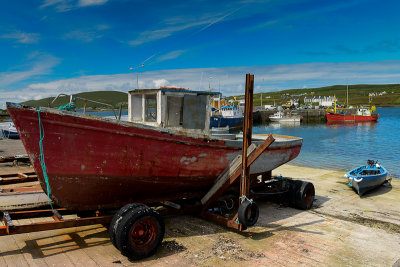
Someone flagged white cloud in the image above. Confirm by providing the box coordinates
[0,54,60,88]
[153,79,169,88]
[2,60,400,109]
[78,0,108,7]
[1,31,40,44]
[157,50,187,62]
[63,25,110,42]
[128,8,241,46]
[41,0,108,11]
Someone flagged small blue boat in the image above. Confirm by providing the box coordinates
[1,123,20,139]
[345,160,389,196]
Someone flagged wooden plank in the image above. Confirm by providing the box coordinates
[201,135,275,208]
[201,143,256,205]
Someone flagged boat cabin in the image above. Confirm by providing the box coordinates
[128,87,219,134]
[220,105,243,118]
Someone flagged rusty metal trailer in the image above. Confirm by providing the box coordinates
[0,74,315,260]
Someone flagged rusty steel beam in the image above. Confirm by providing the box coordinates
[0,172,38,185]
[199,211,241,231]
[0,208,113,236]
[4,208,70,219]
[0,187,43,194]
[0,215,113,235]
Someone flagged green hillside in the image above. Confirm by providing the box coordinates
[22,91,128,110]
[232,84,400,107]
[17,84,400,111]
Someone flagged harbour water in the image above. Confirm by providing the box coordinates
[254,107,400,178]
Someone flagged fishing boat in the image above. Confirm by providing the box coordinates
[269,111,301,123]
[6,87,303,211]
[1,122,19,139]
[345,160,389,196]
[325,99,379,122]
[210,105,244,129]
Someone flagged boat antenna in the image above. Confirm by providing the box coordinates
[129,54,156,89]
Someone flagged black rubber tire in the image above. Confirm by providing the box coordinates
[114,205,165,260]
[109,203,145,250]
[288,180,302,205]
[238,199,259,227]
[293,181,315,210]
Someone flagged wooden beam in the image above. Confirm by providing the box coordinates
[201,135,275,209]
[240,73,254,199]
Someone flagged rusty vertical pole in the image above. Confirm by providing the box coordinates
[240,74,254,201]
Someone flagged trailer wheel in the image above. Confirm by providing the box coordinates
[109,203,144,250]
[293,181,315,210]
[115,205,165,260]
[238,199,259,227]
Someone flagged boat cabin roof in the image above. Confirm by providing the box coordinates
[128,87,220,135]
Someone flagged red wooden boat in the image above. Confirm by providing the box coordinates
[6,89,302,211]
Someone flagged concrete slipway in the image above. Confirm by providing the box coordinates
[0,161,399,266]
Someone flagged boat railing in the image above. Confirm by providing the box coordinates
[48,93,121,120]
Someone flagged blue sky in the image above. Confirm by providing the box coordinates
[1,0,400,107]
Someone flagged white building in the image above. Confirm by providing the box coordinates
[304,96,337,107]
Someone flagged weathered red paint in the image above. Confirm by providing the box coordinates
[7,104,302,211]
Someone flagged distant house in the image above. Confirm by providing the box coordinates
[304,96,337,107]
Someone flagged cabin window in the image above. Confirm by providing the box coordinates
[144,94,157,122]
[131,94,143,121]
[166,96,183,127]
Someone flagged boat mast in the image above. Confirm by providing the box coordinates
[346,80,349,107]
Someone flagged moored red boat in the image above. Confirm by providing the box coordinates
[325,109,379,122]
[325,100,379,122]
[6,88,303,211]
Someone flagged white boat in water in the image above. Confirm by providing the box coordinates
[269,111,302,123]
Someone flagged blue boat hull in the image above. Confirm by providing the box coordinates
[1,129,19,139]
[350,174,387,196]
[210,116,243,129]
[347,164,388,196]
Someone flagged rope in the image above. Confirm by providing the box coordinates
[37,109,54,211]
[58,102,76,111]
[239,194,253,204]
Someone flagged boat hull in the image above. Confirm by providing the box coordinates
[349,174,388,196]
[210,116,243,129]
[1,129,20,139]
[7,104,302,210]
[347,165,388,196]
[269,117,301,122]
[326,111,379,122]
